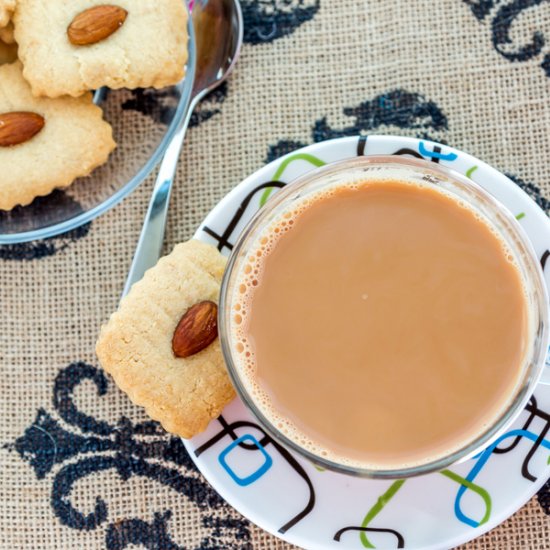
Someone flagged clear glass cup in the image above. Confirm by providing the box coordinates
[219,156,549,478]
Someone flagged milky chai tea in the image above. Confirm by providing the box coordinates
[226,163,532,471]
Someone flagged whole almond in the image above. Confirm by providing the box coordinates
[0,112,45,147]
[172,301,219,358]
[67,5,128,46]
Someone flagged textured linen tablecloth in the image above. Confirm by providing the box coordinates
[1,1,549,548]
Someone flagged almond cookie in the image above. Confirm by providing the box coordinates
[0,0,15,27]
[15,0,188,98]
[96,240,236,439]
[0,61,115,210]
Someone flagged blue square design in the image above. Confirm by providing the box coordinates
[218,434,273,486]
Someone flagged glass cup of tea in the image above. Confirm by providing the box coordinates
[218,156,549,478]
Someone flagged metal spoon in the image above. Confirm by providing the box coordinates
[122,0,243,296]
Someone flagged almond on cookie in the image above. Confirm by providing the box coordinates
[0,61,115,210]
[15,0,188,98]
[96,240,236,439]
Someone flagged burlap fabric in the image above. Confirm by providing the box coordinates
[1,0,549,548]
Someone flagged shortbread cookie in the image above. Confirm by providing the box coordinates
[96,240,235,439]
[0,38,16,63]
[0,0,15,27]
[0,61,115,210]
[15,0,188,98]
[0,21,14,44]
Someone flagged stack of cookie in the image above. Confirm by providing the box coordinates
[0,0,189,210]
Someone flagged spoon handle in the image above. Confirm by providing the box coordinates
[121,100,196,298]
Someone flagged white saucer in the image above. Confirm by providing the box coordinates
[185,136,550,550]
